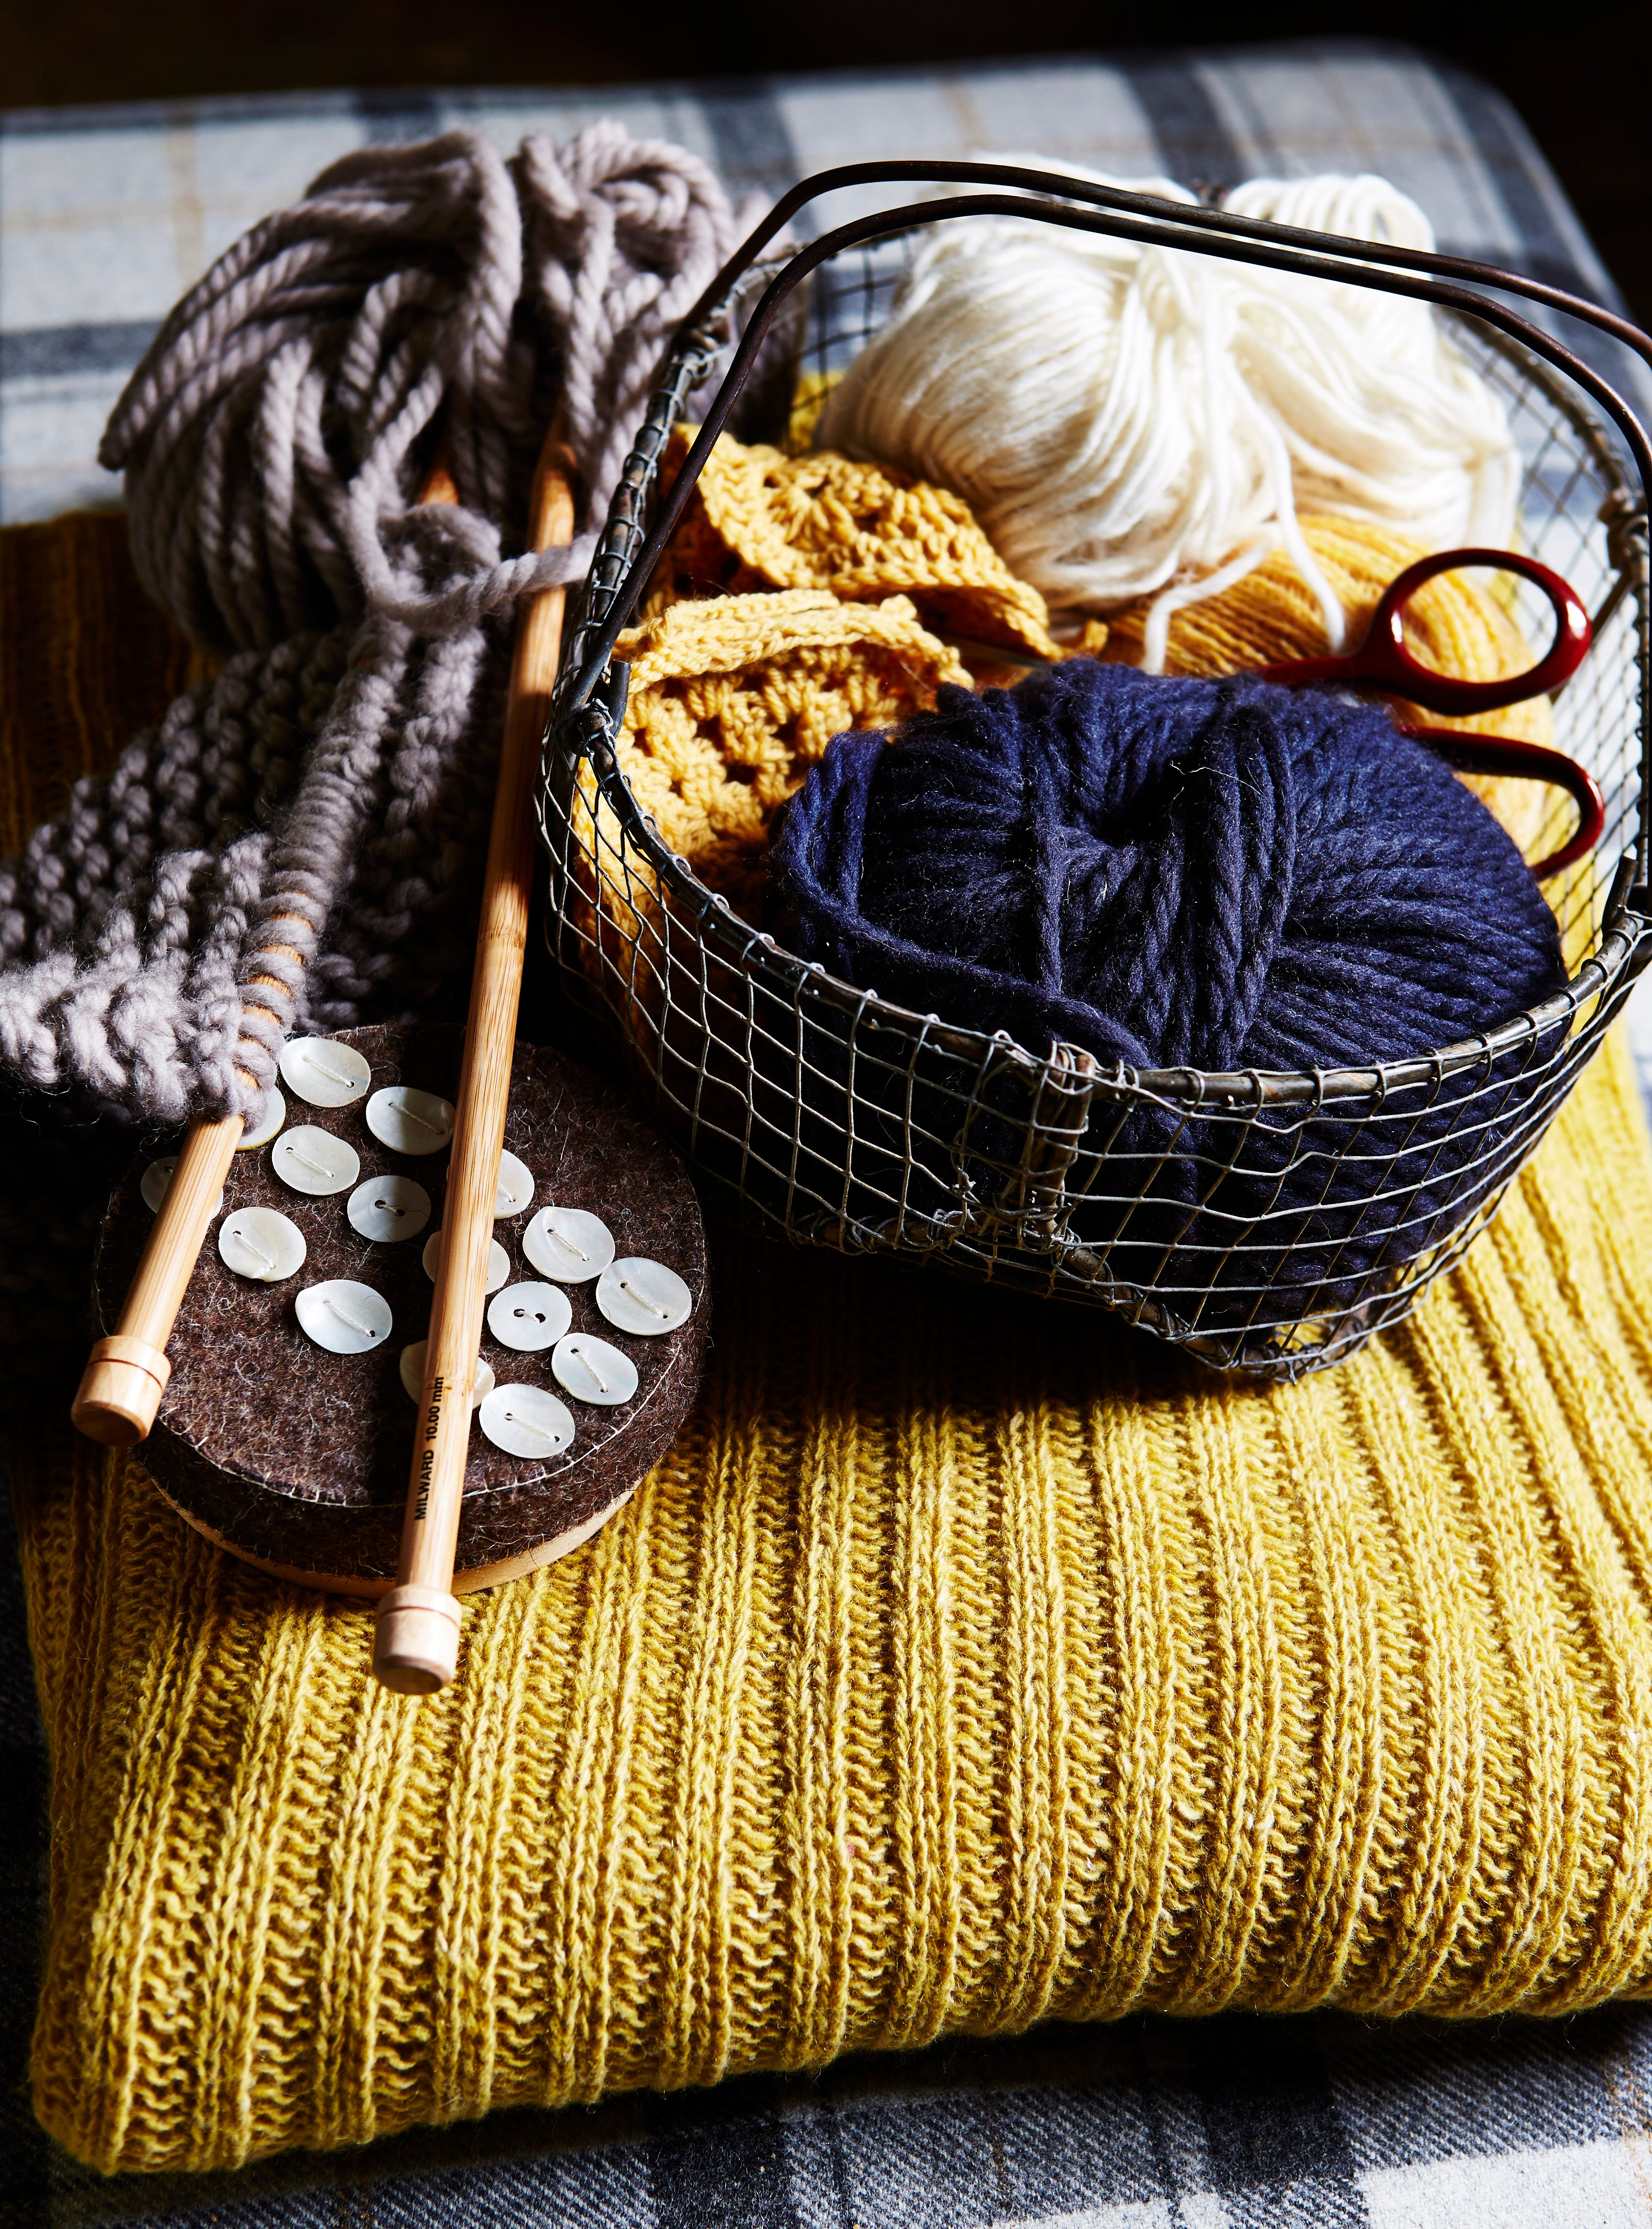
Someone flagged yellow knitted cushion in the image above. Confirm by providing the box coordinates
[14,514,1652,2181]
[16,1023,1652,2175]
[645,424,1068,661]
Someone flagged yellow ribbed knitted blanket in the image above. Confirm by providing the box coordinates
[12,513,1652,2178]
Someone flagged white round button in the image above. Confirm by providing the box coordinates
[552,1332,639,1408]
[366,1085,455,1156]
[272,1125,360,1198]
[218,1206,305,1282]
[295,1279,392,1355]
[487,1281,573,1353]
[478,1383,576,1460]
[495,1150,534,1217]
[422,1230,510,1292]
[596,1257,692,1335]
[347,1173,432,1244]
[523,1206,615,1283]
[141,1157,224,1218]
[278,1036,371,1109]
[237,1088,286,1150]
[399,1341,495,1406]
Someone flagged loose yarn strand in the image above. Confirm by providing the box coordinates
[1141,535,1277,678]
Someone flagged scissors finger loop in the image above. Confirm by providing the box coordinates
[1257,545,1592,716]
[1399,721,1606,881]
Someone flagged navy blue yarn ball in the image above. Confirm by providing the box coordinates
[769,658,1568,1326]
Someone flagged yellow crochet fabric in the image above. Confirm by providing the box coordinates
[586,426,1057,923]
[608,587,967,915]
[646,424,1068,662]
[18,1023,1652,2175]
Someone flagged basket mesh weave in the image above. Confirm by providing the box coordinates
[540,175,1652,1376]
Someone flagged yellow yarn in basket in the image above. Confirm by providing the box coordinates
[586,426,1062,928]
[1104,515,1562,863]
[584,506,1594,1026]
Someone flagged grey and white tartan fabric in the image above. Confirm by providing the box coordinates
[0,40,1637,531]
[4,41,1652,2229]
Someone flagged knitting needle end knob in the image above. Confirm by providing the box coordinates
[372,1584,463,1694]
[71,1334,173,1445]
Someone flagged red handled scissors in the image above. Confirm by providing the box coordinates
[1256,547,1602,881]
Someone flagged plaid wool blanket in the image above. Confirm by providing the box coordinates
[3,40,1652,2229]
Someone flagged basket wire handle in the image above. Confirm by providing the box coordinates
[563,161,1651,912]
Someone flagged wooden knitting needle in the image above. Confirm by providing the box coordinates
[71,454,464,1447]
[373,430,575,1696]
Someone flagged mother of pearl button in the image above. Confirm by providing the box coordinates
[486,1281,573,1353]
[218,1206,306,1282]
[551,1332,639,1408]
[295,1279,392,1355]
[494,1150,534,1217]
[278,1036,371,1109]
[272,1125,360,1198]
[347,1173,432,1243]
[399,1341,495,1406]
[595,1257,692,1335]
[237,1087,286,1150]
[141,1157,224,1217]
[422,1230,510,1292]
[366,1084,456,1156]
[478,1383,576,1460]
[522,1205,615,1283]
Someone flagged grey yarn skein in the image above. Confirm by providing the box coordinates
[0,123,738,1128]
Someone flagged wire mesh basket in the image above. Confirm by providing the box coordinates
[540,164,1652,1377]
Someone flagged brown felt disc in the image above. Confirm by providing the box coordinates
[93,1023,708,1595]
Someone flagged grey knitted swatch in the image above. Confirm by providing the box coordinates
[0,120,740,1403]
[0,120,738,1131]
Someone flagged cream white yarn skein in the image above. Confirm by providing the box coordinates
[816,165,1520,670]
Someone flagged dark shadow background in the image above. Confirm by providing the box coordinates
[1,0,1648,325]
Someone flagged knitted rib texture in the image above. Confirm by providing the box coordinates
[17,1016,1652,2176]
